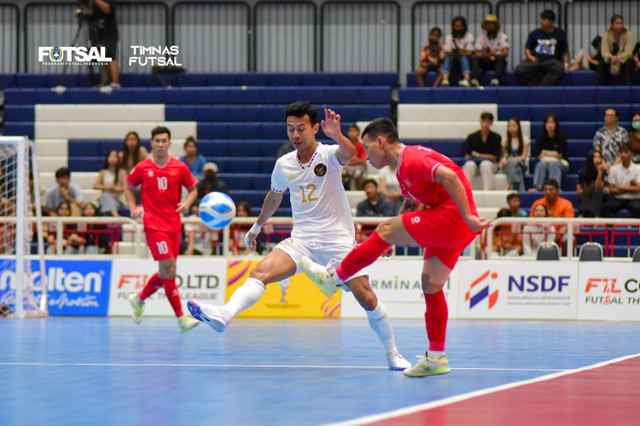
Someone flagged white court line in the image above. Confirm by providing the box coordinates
[330,352,640,426]
[0,362,566,372]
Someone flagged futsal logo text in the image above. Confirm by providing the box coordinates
[38,46,112,65]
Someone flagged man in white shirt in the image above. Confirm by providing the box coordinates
[602,143,640,217]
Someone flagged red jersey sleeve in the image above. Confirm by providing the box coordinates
[126,164,143,188]
[181,163,198,190]
[408,148,443,183]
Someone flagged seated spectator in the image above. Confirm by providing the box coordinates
[44,167,83,216]
[522,204,555,256]
[577,151,606,217]
[601,143,640,218]
[593,107,629,169]
[531,113,569,191]
[416,27,445,87]
[378,165,403,214]
[184,202,217,256]
[569,35,601,71]
[628,111,640,164]
[44,202,79,254]
[515,10,570,86]
[180,136,207,180]
[506,193,528,217]
[598,15,635,86]
[492,208,522,257]
[530,179,575,246]
[634,41,640,73]
[356,179,395,217]
[341,125,367,190]
[441,16,475,87]
[231,200,267,255]
[471,14,509,87]
[93,149,126,217]
[77,201,110,254]
[462,112,502,190]
[119,131,148,173]
[196,162,229,200]
[501,118,530,190]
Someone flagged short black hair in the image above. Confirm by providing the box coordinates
[362,178,378,188]
[540,9,556,22]
[496,208,512,218]
[591,35,602,49]
[543,178,559,189]
[481,112,494,121]
[506,193,520,202]
[184,136,197,150]
[285,101,317,125]
[430,27,442,36]
[604,107,619,117]
[55,167,71,180]
[619,142,632,153]
[151,126,171,140]
[361,118,399,143]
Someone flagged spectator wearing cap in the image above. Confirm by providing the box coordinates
[179,136,207,180]
[196,162,228,200]
[44,167,83,216]
[462,112,502,190]
[515,9,570,86]
[471,14,509,87]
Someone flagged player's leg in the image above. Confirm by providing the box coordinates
[346,275,411,370]
[188,246,297,332]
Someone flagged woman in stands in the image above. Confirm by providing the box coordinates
[180,136,207,180]
[530,113,569,192]
[441,16,475,87]
[577,150,606,217]
[93,150,126,217]
[522,204,555,256]
[119,131,148,173]
[597,15,635,86]
[501,118,530,191]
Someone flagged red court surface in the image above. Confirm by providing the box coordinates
[360,354,639,425]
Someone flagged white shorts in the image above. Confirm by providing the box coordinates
[275,237,368,282]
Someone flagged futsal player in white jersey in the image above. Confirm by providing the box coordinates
[188,101,411,370]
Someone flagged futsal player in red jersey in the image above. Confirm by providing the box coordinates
[302,118,492,377]
[123,126,200,332]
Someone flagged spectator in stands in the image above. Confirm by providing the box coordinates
[601,143,640,218]
[356,179,395,217]
[184,202,216,256]
[416,27,445,87]
[515,10,570,86]
[530,113,569,192]
[196,162,228,200]
[530,179,574,243]
[93,149,126,217]
[85,0,120,91]
[342,125,367,190]
[634,42,640,74]
[119,131,148,174]
[462,112,502,190]
[441,16,475,87]
[471,14,509,87]
[506,193,528,217]
[598,15,635,86]
[569,35,601,71]
[577,150,606,217]
[276,141,295,158]
[492,208,522,257]
[44,167,83,216]
[593,107,628,170]
[231,201,267,255]
[180,136,207,180]
[378,165,403,214]
[78,201,109,254]
[522,204,555,256]
[501,118,530,191]
[44,201,80,254]
[628,111,640,164]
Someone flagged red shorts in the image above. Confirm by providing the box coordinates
[145,229,181,261]
[401,204,477,270]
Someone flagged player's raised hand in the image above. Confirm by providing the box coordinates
[321,108,343,141]
[466,215,493,234]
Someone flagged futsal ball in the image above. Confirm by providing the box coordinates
[199,192,236,230]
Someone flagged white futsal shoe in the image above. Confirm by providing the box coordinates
[128,293,145,324]
[178,314,200,333]
[300,256,343,297]
[403,352,451,377]
[187,300,230,333]
[387,349,412,371]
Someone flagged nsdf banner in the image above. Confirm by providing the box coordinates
[578,263,640,321]
[0,259,111,316]
[457,260,578,320]
[108,258,227,316]
[227,259,339,318]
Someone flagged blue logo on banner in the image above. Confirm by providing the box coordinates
[0,259,111,316]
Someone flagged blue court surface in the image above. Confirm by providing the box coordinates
[1,317,638,425]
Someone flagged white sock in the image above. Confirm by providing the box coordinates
[429,350,445,359]
[366,302,396,353]
[224,278,266,318]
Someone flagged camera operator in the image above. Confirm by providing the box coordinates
[81,0,120,89]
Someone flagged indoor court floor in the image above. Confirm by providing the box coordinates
[1,317,638,425]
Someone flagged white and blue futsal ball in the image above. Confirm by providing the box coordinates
[199,192,236,230]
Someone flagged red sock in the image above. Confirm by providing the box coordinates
[138,273,163,301]
[335,231,390,281]
[163,278,184,317]
[424,291,448,352]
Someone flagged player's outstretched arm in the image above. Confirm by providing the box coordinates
[435,165,493,233]
[322,108,355,165]
[245,190,283,251]
[123,183,141,218]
